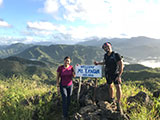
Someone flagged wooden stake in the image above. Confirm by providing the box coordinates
[77,76,82,103]
[93,78,98,103]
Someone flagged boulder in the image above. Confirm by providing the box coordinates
[153,90,160,98]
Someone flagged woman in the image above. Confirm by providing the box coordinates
[57,56,75,120]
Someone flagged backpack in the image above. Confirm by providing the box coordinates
[104,52,120,74]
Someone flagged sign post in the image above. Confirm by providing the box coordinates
[75,65,102,103]
[77,76,82,103]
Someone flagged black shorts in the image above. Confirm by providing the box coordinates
[105,73,120,84]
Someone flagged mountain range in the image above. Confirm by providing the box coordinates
[0,43,33,58]
[0,56,55,79]
[78,36,160,60]
[15,44,104,66]
[0,36,160,67]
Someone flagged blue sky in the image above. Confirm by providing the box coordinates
[0,0,160,45]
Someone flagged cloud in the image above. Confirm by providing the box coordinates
[0,36,24,45]
[41,0,160,39]
[51,33,77,44]
[26,20,109,40]
[27,21,57,31]
[119,0,160,38]
[27,21,67,32]
[22,29,53,37]
[0,0,3,6]
[0,19,11,27]
[43,0,111,24]
[44,0,59,13]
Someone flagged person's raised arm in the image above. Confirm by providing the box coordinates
[94,61,105,65]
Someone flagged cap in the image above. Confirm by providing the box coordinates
[102,42,112,49]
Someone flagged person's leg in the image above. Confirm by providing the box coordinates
[115,84,122,103]
[106,74,114,102]
[115,84,123,114]
[66,84,73,116]
[60,85,68,118]
[109,83,114,99]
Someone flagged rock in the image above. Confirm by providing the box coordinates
[153,90,160,98]
[71,80,130,120]
[79,104,98,114]
[95,84,110,102]
[127,91,150,105]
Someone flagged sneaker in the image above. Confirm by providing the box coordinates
[108,97,115,104]
[116,102,123,115]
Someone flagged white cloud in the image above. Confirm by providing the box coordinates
[0,36,23,45]
[0,0,3,6]
[43,0,111,24]
[27,21,57,31]
[44,0,59,14]
[120,0,160,38]
[0,19,11,27]
[26,21,68,37]
[41,0,160,39]
[23,29,53,37]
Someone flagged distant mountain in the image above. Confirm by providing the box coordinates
[0,56,54,79]
[0,45,8,50]
[15,44,105,66]
[0,43,34,58]
[78,36,160,60]
[124,64,151,71]
[5,56,46,67]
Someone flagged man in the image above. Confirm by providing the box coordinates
[94,42,124,113]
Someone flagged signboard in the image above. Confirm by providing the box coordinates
[75,65,102,78]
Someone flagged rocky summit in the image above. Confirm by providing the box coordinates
[71,80,129,120]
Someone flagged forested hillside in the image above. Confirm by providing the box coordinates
[0,56,55,82]
[16,44,105,66]
[0,43,33,58]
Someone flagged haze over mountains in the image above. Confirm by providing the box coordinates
[0,36,160,68]
[78,36,160,60]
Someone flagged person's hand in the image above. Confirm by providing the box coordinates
[94,61,98,65]
[57,86,60,95]
[116,76,122,84]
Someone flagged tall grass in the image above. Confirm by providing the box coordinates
[121,82,160,120]
[0,75,54,120]
[0,75,160,120]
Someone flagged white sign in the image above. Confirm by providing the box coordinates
[75,65,102,78]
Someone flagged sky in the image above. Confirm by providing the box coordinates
[0,0,160,45]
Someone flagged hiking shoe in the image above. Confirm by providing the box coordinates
[108,98,115,104]
[117,102,123,115]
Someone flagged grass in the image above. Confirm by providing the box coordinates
[0,75,54,120]
[0,74,160,120]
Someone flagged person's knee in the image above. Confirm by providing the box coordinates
[115,84,122,92]
[109,84,113,89]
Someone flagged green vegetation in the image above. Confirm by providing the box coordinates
[0,43,33,58]
[121,83,160,120]
[0,57,56,82]
[0,47,160,119]
[16,44,104,66]
[0,76,55,120]
[0,66,160,120]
